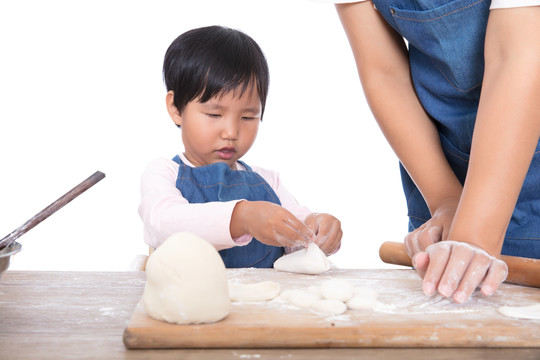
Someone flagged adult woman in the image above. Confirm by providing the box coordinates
[335,0,540,302]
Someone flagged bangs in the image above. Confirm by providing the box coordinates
[164,26,269,117]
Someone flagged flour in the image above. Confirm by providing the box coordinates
[498,303,540,320]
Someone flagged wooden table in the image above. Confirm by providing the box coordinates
[1,270,539,359]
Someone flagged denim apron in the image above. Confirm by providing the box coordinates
[371,0,540,258]
[173,155,285,267]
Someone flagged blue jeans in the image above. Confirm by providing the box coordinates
[173,155,284,267]
[372,0,540,258]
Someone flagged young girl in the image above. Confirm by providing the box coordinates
[334,1,540,302]
[139,26,342,268]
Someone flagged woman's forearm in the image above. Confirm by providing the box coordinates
[337,3,462,213]
[448,7,540,255]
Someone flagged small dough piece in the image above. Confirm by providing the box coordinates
[276,289,302,302]
[273,243,330,275]
[320,278,354,302]
[288,290,320,308]
[498,303,540,320]
[310,299,347,315]
[142,232,230,325]
[346,287,378,310]
[306,285,323,299]
[229,281,280,302]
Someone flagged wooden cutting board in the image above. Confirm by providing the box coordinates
[123,269,540,349]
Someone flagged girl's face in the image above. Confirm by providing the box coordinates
[167,86,261,169]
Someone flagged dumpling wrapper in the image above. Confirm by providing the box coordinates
[273,243,330,275]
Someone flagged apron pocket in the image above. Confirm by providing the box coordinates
[390,0,490,92]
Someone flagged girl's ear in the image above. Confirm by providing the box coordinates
[166,91,183,126]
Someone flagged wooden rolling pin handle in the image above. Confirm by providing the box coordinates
[379,241,413,267]
[379,241,540,288]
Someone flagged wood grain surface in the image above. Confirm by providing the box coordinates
[123,268,540,349]
[1,270,540,360]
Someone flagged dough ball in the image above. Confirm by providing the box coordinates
[142,232,230,324]
[346,287,378,310]
[229,281,280,302]
[310,299,347,315]
[273,243,330,275]
[320,278,354,302]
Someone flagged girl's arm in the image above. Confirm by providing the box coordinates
[138,158,250,249]
[229,167,318,249]
[335,3,462,239]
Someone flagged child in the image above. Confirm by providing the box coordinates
[334,1,540,302]
[139,26,342,268]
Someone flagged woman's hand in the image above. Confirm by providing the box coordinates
[304,213,342,255]
[404,197,459,258]
[231,201,315,248]
[413,240,508,303]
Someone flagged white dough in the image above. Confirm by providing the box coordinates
[306,285,324,299]
[142,232,230,325]
[273,243,330,275]
[309,299,347,315]
[288,290,320,308]
[498,303,540,320]
[346,287,378,310]
[276,289,301,302]
[229,281,280,302]
[320,278,354,302]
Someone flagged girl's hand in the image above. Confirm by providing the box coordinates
[231,201,315,248]
[304,213,342,255]
[413,240,508,303]
[404,197,459,258]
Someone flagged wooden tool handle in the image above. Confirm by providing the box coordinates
[0,171,106,250]
[379,241,540,288]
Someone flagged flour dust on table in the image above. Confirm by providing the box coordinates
[229,281,281,302]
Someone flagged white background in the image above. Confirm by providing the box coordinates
[1,0,406,271]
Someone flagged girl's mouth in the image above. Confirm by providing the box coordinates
[217,147,236,160]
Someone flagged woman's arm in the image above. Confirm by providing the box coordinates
[336,2,463,217]
[336,2,463,256]
[394,6,540,302]
[448,6,540,255]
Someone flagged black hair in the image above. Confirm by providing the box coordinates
[163,26,269,119]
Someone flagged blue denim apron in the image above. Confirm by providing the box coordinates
[173,155,285,267]
[371,0,540,258]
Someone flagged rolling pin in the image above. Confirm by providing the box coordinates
[379,241,540,288]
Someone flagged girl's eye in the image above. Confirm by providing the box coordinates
[206,113,221,118]
[242,116,257,121]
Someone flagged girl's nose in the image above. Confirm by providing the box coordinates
[221,118,239,140]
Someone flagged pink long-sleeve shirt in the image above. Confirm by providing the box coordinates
[138,153,312,250]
